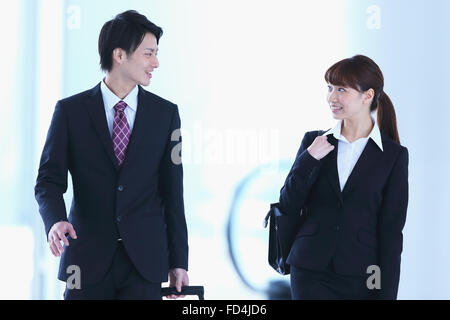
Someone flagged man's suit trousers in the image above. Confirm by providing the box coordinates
[64,241,161,300]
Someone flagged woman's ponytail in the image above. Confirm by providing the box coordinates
[376,91,400,144]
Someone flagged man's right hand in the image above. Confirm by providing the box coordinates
[48,221,77,257]
[307,136,335,160]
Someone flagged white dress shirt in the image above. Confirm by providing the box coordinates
[100,79,138,137]
[322,117,384,191]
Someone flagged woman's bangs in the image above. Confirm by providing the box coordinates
[325,61,359,90]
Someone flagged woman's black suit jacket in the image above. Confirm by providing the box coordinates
[279,130,409,300]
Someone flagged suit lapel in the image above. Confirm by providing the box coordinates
[85,83,119,170]
[323,135,343,202]
[321,131,385,201]
[119,86,158,169]
[342,138,383,197]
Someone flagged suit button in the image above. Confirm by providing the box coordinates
[336,225,340,231]
[117,185,124,191]
[117,216,122,223]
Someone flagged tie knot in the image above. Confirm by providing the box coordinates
[114,101,127,113]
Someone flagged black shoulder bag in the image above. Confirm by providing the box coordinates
[263,203,304,275]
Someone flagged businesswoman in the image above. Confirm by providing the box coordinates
[279,55,408,300]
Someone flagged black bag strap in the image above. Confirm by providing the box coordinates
[264,203,281,228]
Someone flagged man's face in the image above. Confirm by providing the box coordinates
[122,32,159,86]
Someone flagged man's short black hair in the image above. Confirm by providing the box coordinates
[98,10,163,72]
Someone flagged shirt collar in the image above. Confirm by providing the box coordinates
[322,115,383,151]
[100,79,138,112]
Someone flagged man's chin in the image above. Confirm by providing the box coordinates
[137,78,151,87]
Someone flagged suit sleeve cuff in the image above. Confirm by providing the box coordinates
[291,149,321,179]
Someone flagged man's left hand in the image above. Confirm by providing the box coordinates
[166,268,189,299]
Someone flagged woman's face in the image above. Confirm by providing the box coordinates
[326,83,372,121]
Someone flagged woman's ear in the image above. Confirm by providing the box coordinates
[363,88,375,105]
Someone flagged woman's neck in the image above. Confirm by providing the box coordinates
[341,115,373,143]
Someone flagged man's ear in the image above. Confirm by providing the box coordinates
[112,48,127,66]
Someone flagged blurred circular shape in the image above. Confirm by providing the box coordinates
[226,160,292,295]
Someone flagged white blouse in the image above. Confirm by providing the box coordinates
[321,118,384,191]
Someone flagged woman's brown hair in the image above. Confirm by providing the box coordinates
[324,55,400,144]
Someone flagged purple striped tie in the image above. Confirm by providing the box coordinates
[112,101,130,166]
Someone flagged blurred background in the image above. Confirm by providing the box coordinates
[1,0,449,299]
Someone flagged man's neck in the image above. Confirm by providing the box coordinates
[104,73,136,99]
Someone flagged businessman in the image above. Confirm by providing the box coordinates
[35,10,189,299]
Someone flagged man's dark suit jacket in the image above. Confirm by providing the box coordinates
[35,83,188,285]
[279,130,409,299]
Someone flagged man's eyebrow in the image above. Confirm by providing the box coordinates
[144,48,158,52]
